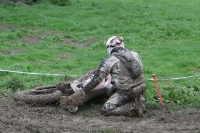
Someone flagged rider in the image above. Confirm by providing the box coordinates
[62,36,146,117]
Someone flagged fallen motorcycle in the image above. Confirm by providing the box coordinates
[14,69,112,112]
[13,69,96,103]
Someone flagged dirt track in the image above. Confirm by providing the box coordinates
[0,94,199,133]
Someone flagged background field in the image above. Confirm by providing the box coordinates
[0,0,200,108]
[0,1,200,132]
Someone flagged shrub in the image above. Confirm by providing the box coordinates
[22,0,38,5]
[49,0,70,6]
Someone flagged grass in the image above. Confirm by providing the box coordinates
[0,0,200,108]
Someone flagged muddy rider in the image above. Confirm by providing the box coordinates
[61,36,146,117]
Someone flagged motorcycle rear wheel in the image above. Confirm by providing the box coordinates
[14,88,62,104]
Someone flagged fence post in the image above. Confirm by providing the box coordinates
[152,74,164,104]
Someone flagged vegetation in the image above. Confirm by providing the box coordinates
[49,0,71,6]
[0,0,199,109]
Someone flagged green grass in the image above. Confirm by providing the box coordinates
[0,0,200,108]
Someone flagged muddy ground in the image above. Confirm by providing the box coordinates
[0,94,199,133]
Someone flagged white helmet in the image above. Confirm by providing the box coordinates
[106,36,124,54]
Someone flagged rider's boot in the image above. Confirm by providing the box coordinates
[59,95,69,110]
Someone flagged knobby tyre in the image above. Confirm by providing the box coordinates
[14,88,62,104]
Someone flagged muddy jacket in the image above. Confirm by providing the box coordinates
[83,47,145,93]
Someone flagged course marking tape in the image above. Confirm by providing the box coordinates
[146,74,200,81]
[0,69,77,77]
[0,69,199,80]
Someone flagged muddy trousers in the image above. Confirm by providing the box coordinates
[101,83,146,117]
[67,86,109,106]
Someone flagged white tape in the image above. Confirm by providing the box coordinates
[146,74,200,81]
[0,69,77,77]
[0,69,199,81]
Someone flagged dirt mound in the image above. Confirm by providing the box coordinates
[0,94,199,133]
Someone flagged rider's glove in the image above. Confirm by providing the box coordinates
[77,83,84,88]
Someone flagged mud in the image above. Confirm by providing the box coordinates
[0,94,199,133]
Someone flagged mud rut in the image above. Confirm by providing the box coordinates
[0,94,199,133]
